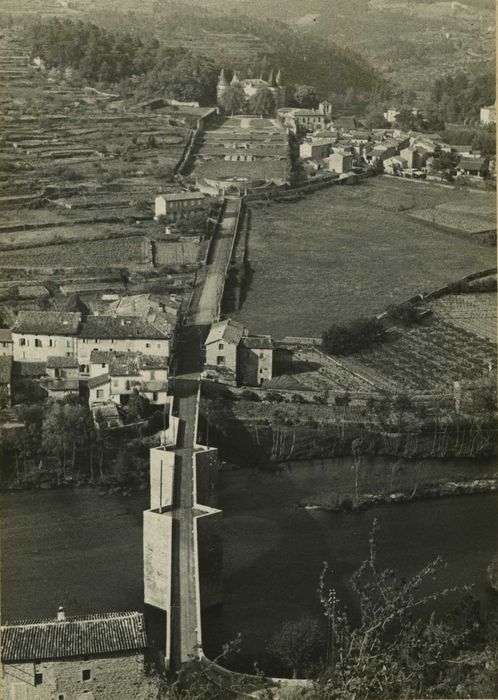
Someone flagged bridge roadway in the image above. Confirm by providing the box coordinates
[167,199,240,670]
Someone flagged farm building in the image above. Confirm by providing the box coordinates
[11,311,81,363]
[457,158,488,178]
[1,609,148,700]
[154,192,207,220]
[300,138,334,161]
[88,351,168,406]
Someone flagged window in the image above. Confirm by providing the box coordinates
[82,669,91,681]
[35,673,43,685]
[35,339,43,347]
[157,344,161,349]
[66,340,71,348]
[218,343,224,350]
[101,363,106,368]
[145,343,151,349]
[58,695,65,700]
[259,353,264,359]
[96,389,104,399]
[20,338,26,346]
[49,339,55,347]
[113,380,119,387]
[216,356,225,366]
[153,392,158,402]
[150,370,155,380]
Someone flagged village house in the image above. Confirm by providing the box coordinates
[327,151,354,174]
[299,138,334,161]
[1,608,148,700]
[42,356,80,400]
[204,319,274,387]
[383,155,409,175]
[154,192,207,220]
[480,103,496,125]
[205,319,245,373]
[11,311,81,363]
[88,350,168,406]
[77,316,171,374]
[0,328,13,357]
[237,335,273,386]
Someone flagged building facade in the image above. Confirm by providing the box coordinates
[12,311,81,363]
[1,610,148,700]
[217,68,286,110]
[154,192,207,220]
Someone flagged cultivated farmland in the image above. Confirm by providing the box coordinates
[234,177,496,338]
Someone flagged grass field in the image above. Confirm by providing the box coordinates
[233,177,496,338]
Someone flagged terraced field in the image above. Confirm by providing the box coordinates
[428,292,497,342]
[340,315,496,393]
[0,236,150,268]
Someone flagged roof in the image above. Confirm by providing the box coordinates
[13,311,81,336]
[139,354,168,370]
[459,158,486,170]
[110,354,141,377]
[87,373,109,389]
[205,319,246,347]
[156,191,206,202]
[47,356,79,369]
[1,611,147,662]
[12,361,47,377]
[45,378,79,392]
[143,379,168,392]
[0,328,12,342]
[240,335,273,350]
[79,316,170,341]
[0,356,12,383]
[90,350,112,364]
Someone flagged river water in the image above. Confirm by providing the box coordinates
[1,460,497,674]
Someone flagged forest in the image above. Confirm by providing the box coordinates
[23,14,384,105]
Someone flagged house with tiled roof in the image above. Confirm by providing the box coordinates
[77,316,170,371]
[154,191,207,220]
[88,351,168,406]
[1,608,148,700]
[12,311,81,363]
[205,319,274,386]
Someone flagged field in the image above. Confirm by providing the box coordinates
[428,292,497,342]
[340,311,496,393]
[233,177,496,338]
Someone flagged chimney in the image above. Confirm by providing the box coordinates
[57,606,66,622]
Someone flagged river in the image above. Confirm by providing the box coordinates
[1,461,497,675]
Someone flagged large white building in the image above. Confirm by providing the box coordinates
[12,311,81,363]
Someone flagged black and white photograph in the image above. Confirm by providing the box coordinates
[0,0,496,698]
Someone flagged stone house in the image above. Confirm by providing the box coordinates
[327,151,354,174]
[1,609,148,700]
[237,335,273,386]
[292,109,326,131]
[43,356,80,400]
[205,319,274,387]
[299,138,334,161]
[154,192,207,220]
[12,311,81,363]
[0,329,13,357]
[77,316,170,374]
[205,319,245,373]
[88,351,168,406]
[88,373,111,405]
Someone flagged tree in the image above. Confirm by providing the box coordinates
[322,318,385,355]
[293,84,319,108]
[267,615,326,677]
[249,86,276,116]
[218,84,245,115]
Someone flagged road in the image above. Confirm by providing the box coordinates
[168,199,239,669]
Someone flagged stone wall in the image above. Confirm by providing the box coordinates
[3,652,146,700]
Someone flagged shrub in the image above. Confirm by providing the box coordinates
[265,391,284,403]
[322,317,386,355]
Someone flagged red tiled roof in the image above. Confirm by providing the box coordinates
[1,611,147,662]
